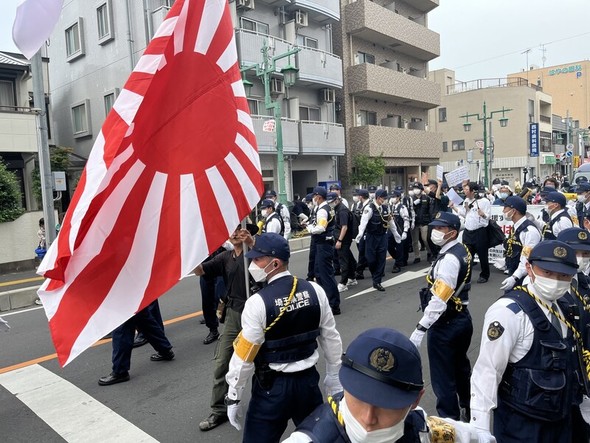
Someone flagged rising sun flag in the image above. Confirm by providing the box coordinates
[35,0,263,366]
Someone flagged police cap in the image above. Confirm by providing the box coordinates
[340,328,423,410]
[358,189,369,199]
[326,192,339,203]
[545,191,566,207]
[411,182,424,190]
[375,189,388,199]
[312,186,327,199]
[429,211,461,231]
[260,199,274,208]
[329,183,341,191]
[577,182,590,193]
[264,189,277,198]
[368,185,378,192]
[557,227,590,252]
[503,196,527,215]
[527,240,578,275]
[245,233,290,262]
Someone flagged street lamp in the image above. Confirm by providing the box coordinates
[460,102,513,188]
[241,41,300,205]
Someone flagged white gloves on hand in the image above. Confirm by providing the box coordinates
[413,199,421,205]
[324,373,343,397]
[0,316,10,332]
[500,276,517,291]
[227,402,244,431]
[475,429,497,443]
[580,395,590,425]
[354,234,362,244]
[401,232,407,241]
[409,329,425,348]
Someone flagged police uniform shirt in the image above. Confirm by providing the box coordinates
[470,282,567,431]
[263,212,283,235]
[536,208,574,237]
[226,271,342,400]
[356,203,392,238]
[509,217,541,281]
[457,197,491,231]
[275,201,292,240]
[418,238,464,329]
[307,204,331,235]
[390,200,410,233]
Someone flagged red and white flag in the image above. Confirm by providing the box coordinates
[37,0,263,366]
[12,0,64,59]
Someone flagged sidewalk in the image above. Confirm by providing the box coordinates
[0,235,311,313]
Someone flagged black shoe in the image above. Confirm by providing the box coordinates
[199,413,228,432]
[203,330,220,345]
[373,284,385,292]
[413,258,421,264]
[98,372,130,386]
[133,334,148,348]
[331,307,341,316]
[392,266,401,274]
[199,318,206,325]
[150,350,175,361]
[476,277,488,284]
[354,273,365,280]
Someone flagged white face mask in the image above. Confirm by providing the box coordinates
[248,260,275,283]
[531,269,571,301]
[261,209,269,217]
[577,256,590,273]
[499,192,509,200]
[340,396,408,443]
[369,193,376,200]
[578,195,587,203]
[504,210,515,222]
[430,229,449,246]
[353,196,360,203]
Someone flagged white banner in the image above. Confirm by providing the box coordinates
[445,166,470,188]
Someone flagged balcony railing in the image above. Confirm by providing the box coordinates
[296,46,343,88]
[447,77,542,95]
[251,115,300,154]
[299,121,345,155]
[0,111,38,153]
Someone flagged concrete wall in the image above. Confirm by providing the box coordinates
[0,211,43,269]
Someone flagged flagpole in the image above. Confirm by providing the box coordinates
[32,50,56,247]
[241,218,250,298]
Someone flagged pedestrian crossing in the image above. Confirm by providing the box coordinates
[0,364,158,442]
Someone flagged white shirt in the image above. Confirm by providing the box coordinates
[226,271,342,401]
[536,208,573,237]
[263,212,283,235]
[509,217,541,280]
[457,197,491,231]
[307,203,331,235]
[356,202,394,239]
[275,201,292,240]
[470,283,567,432]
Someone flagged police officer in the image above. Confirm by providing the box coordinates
[537,191,573,240]
[410,212,473,421]
[328,192,357,292]
[470,240,590,443]
[388,190,410,273]
[264,190,291,240]
[355,189,391,292]
[260,199,284,236]
[304,193,317,282]
[500,196,541,291]
[353,189,371,280]
[285,328,483,443]
[306,186,341,314]
[329,183,349,208]
[572,182,590,230]
[411,183,434,264]
[225,233,343,443]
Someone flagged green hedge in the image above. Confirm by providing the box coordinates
[0,160,25,222]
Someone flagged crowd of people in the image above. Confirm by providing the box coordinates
[94,173,590,442]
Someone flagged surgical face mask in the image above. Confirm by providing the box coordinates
[499,192,509,200]
[578,195,587,203]
[430,229,449,246]
[531,269,571,301]
[391,197,399,204]
[353,196,360,203]
[504,209,515,222]
[261,209,269,217]
[329,201,337,209]
[577,256,590,273]
[248,260,275,283]
[340,396,408,443]
[369,193,376,200]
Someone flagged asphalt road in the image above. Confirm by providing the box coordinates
[0,248,505,442]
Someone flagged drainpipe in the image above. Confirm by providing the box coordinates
[124,0,135,71]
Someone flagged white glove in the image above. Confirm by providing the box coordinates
[401,232,408,241]
[500,276,517,291]
[475,429,497,443]
[580,395,590,425]
[0,316,10,332]
[227,402,244,431]
[307,225,314,234]
[413,199,421,205]
[324,373,342,397]
[409,329,425,348]
[354,234,362,244]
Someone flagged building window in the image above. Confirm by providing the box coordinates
[65,19,85,61]
[97,1,114,44]
[442,141,448,152]
[356,110,377,126]
[355,51,375,65]
[438,107,447,122]
[103,89,119,116]
[0,80,16,108]
[451,139,465,151]
[247,99,259,115]
[71,99,91,138]
[240,17,269,35]
[296,35,318,49]
[299,106,321,122]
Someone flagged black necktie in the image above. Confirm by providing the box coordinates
[550,303,562,337]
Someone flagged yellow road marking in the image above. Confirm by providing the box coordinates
[0,276,44,288]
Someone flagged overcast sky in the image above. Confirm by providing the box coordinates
[1,0,589,81]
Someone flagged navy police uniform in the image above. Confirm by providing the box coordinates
[410,212,473,420]
[539,192,573,240]
[470,240,588,443]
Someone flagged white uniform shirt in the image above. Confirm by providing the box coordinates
[470,283,567,432]
[263,212,283,235]
[457,198,491,231]
[536,208,573,237]
[307,203,331,235]
[390,201,410,234]
[509,217,541,280]
[275,201,292,240]
[356,202,394,239]
[226,271,342,401]
[417,238,464,330]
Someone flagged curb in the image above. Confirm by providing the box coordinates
[0,236,311,313]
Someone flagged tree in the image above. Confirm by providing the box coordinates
[350,154,386,187]
[32,146,73,206]
[0,160,25,222]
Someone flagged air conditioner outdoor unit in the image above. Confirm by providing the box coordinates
[270,77,284,95]
[295,10,308,27]
[320,88,336,103]
[236,0,255,11]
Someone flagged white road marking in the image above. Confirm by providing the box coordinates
[345,268,429,299]
[0,364,157,442]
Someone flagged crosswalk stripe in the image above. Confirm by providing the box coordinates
[0,364,158,442]
[345,268,429,299]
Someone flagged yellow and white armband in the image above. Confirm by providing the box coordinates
[430,278,454,302]
[233,332,261,362]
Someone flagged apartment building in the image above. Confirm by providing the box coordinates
[430,69,554,186]
[47,0,344,198]
[333,0,441,190]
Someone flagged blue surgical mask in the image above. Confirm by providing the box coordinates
[499,192,509,200]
